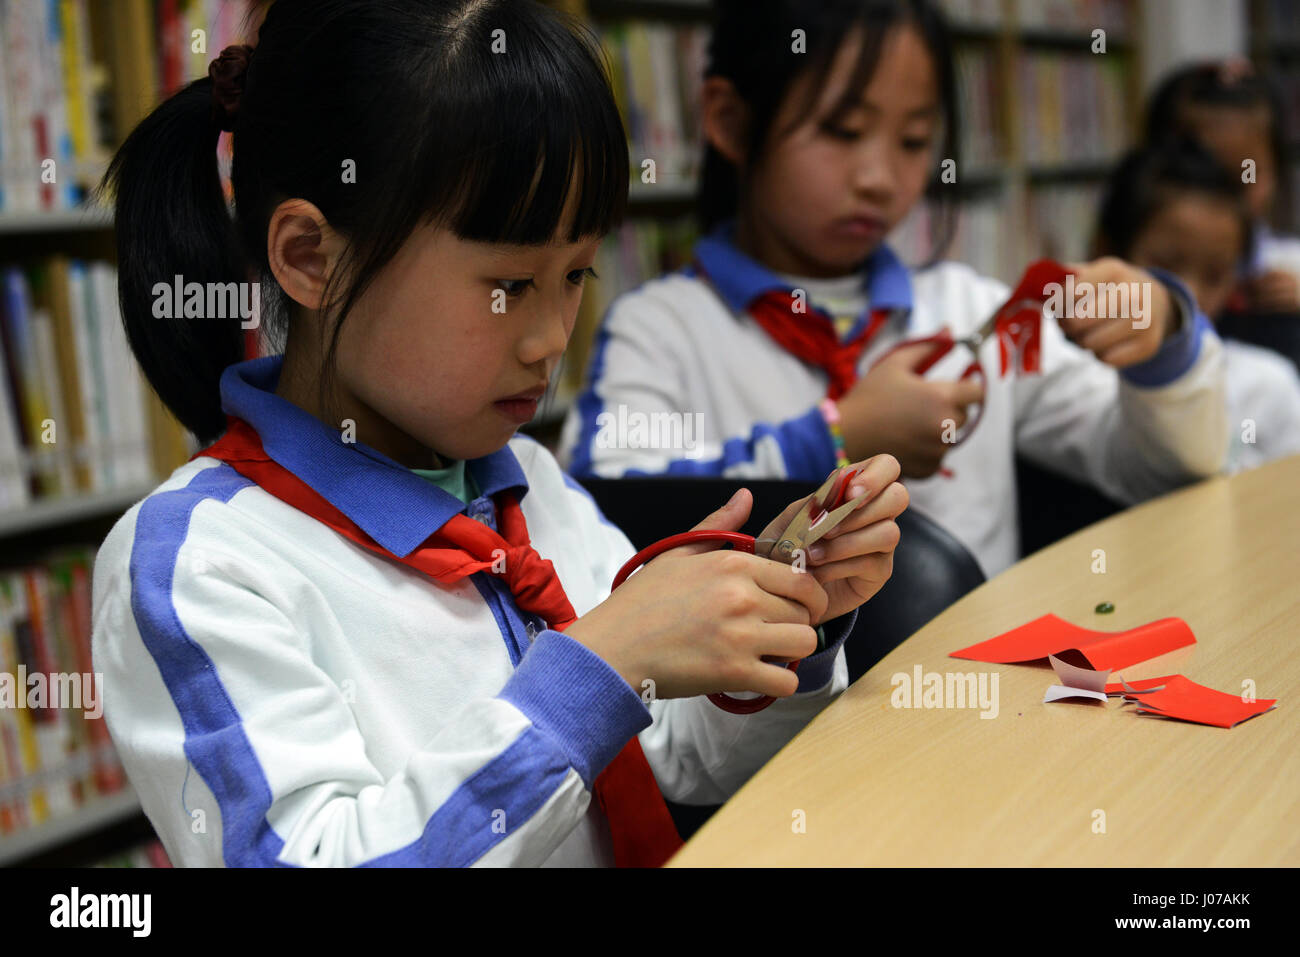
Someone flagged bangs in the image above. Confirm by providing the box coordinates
[415,9,628,246]
[790,3,934,130]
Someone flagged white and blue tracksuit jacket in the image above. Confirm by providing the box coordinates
[90,354,854,867]
[559,221,1229,578]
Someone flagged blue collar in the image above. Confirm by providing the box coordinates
[692,219,913,323]
[218,355,529,557]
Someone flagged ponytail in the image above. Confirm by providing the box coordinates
[99,75,248,445]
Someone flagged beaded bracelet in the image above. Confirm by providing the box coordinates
[818,398,850,468]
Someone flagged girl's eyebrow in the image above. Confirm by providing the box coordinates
[832,101,939,120]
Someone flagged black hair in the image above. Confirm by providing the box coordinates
[698,0,959,265]
[1094,138,1254,264]
[1144,60,1293,229]
[98,0,628,444]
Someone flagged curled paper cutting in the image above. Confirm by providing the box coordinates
[1042,653,1111,703]
[950,613,1195,672]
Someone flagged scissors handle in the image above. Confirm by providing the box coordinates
[610,530,797,715]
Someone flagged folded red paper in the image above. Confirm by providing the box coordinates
[950,613,1195,671]
[996,259,1067,376]
[1118,675,1276,729]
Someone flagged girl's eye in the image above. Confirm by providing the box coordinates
[497,278,535,297]
[902,136,933,152]
[821,123,861,141]
[568,266,598,286]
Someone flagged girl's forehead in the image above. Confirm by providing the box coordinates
[808,23,938,118]
[1183,102,1272,139]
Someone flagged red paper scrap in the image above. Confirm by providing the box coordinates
[1120,675,1276,729]
[950,613,1195,671]
[995,259,1068,376]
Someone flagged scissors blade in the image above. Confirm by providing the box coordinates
[756,465,866,563]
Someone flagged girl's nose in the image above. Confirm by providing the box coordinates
[519,306,572,367]
[850,142,896,200]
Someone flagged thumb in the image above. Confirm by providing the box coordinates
[666,487,754,559]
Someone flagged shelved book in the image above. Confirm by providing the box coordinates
[0,258,193,509]
[597,18,710,196]
[91,836,172,868]
[0,546,128,839]
[0,0,264,215]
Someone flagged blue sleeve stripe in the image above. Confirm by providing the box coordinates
[128,465,582,867]
[569,323,614,478]
[360,728,572,867]
[498,629,651,788]
[623,405,836,480]
[129,466,295,868]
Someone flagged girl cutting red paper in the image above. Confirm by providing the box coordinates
[561,0,1228,582]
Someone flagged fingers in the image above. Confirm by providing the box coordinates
[1068,315,1137,355]
[880,340,946,370]
[817,481,909,543]
[813,550,896,593]
[1093,337,1154,368]
[751,556,829,624]
[946,377,986,408]
[843,453,903,501]
[808,521,901,583]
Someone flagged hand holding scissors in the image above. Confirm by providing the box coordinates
[839,260,1070,478]
[609,458,905,713]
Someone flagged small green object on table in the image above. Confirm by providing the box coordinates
[1095,601,1115,614]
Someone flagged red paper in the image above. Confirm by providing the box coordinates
[995,260,1068,376]
[950,613,1195,671]
[1120,675,1276,729]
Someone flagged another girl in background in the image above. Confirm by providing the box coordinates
[91,0,908,868]
[1145,59,1300,315]
[1094,141,1300,471]
[561,0,1227,580]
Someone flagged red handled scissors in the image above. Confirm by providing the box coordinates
[611,464,867,714]
[865,260,1070,466]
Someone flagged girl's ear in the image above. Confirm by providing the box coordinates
[700,76,751,168]
[267,198,348,311]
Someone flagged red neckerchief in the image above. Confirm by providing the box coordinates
[695,260,889,400]
[191,415,683,867]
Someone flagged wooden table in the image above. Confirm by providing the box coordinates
[668,455,1300,866]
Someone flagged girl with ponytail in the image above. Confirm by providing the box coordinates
[91,0,907,867]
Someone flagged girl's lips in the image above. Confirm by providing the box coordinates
[493,397,540,423]
[832,217,887,239]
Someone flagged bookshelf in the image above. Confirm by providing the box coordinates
[0,0,277,869]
